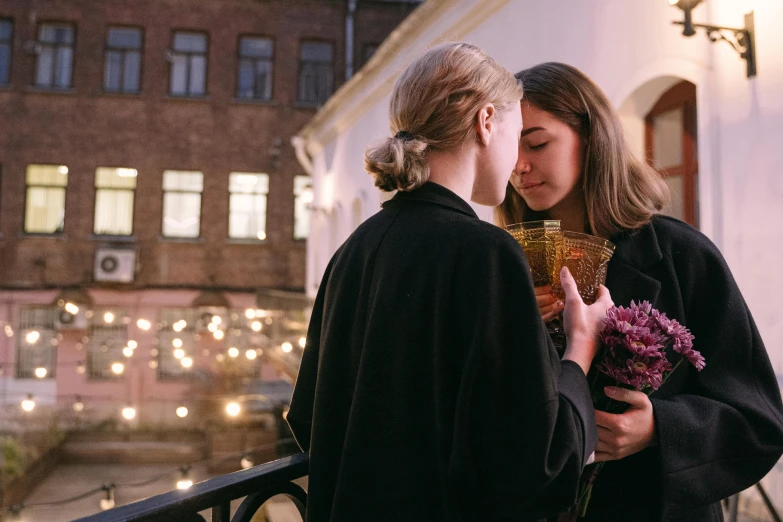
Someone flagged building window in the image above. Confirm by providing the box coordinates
[35,23,75,89]
[87,308,128,380]
[0,19,12,86]
[645,80,698,227]
[229,172,269,240]
[25,164,68,234]
[169,31,207,96]
[104,27,142,93]
[293,175,313,240]
[237,36,273,100]
[162,170,203,238]
[157,308,199,380]
[298,41,333,105]
[16,307,57,379]
[94,167,137,235]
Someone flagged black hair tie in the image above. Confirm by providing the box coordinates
[394,130,414,140]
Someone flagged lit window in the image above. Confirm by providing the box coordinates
[95,167,137,235]
[162,170,203,238]
[293,175,313,240]
[229,173,269,240]
[25,164,68,234]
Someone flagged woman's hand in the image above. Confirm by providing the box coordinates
[535,285,564,323]
[595,386,658,462]
[560,266,613,373]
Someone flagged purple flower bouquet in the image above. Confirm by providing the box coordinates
[573,300,704,518]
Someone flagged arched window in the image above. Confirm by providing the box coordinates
[645,80,698,227]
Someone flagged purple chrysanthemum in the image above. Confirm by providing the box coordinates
[595,301,704,392]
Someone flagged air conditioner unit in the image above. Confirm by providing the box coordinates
[95,249,136,283]
[55,309,88,330]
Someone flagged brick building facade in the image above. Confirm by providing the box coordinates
[0,0,419,424]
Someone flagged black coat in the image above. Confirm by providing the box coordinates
[580,216,783,522]
[288,182,598,522]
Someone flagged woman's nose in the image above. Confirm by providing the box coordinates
[515,151,531,175]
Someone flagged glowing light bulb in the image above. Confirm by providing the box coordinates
[251,321,262,332]
[211,316,222,325]
[137,319,151,331]
[21,395,35,412]
[207,323,217,333]
[173,348,185,360]
[34,367,47,378]
[73,398,84,413]
[228,347,239,358]
[245,309,255,319]
[104,312,115,324]
[240,456,254,469]
[111,362,125,375]
[216,353,225,362]
[245,349,257,360]
[128,340,138,349]
[181,357,193,368]
[226,402,241,417]
[176,406,189,418]
[76,361,86,374]
[177,479,193,490]
[122,406,136,420]
[172,338,183,348]
[282,342,293,353]
[299,337,306,348]
[65,302,80,315]
[26,331,40,344]
[213,330,224,340]
[149,360,158,369]
[123,346,134,358]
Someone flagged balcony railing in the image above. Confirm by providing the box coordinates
[73,452,308,522]
[69,450,780,522]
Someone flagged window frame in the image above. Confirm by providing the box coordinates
[15,307,57,380]
[34,21,76,89]
[235,34,274,101]
[168,29,209,97]
[102,25,144,94]
[93,167,138,236]
[161,169,204,239]
[644,80,698,227]
[227,172,270,240]
[296,39,335,106]
[0,18,14,86]
[293,174,313,241]
[23,164,69,235]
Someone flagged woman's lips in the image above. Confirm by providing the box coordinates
[520,181,545,194]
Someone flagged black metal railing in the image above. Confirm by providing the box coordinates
[73,452,308,522]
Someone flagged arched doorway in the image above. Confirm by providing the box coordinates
[644,80,698,227]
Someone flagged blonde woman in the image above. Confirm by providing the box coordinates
[498,62,783,522]
[288,45,612,522]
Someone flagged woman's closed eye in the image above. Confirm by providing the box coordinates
[528,141,548,150]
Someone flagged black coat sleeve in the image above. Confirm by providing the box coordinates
[651,240,783,520]
[287,255,337,451]
[450,233,597,520]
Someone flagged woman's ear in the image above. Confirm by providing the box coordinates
[475,103,496,146]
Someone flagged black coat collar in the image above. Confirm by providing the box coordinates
[382,182,478,219]
[606,221,663,307]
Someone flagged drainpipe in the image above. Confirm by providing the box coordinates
[345,0,357,80]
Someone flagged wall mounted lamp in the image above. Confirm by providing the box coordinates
[668,0,756,77]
